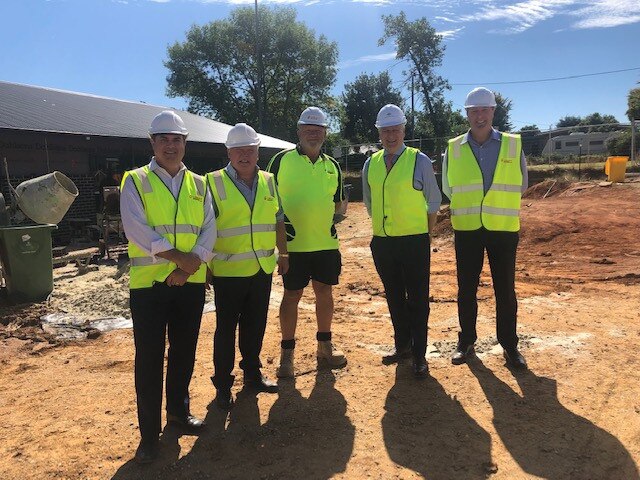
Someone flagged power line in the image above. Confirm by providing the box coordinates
[451,67,640,86]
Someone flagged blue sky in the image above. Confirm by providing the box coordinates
[2,0,639,134]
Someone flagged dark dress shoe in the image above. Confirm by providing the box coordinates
[503,348,527,369]
[215,390,234,411]
[166,413,207,432]
[135,439,159,464]
[244,374,279,393]
[451,344,475,365]
[382,347,412,365]
[412,358,429,379]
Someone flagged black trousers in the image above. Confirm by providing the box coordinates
[454,228,519,350]
[211,270,272,390]
[130,282,205,442]
[370,234,431,359]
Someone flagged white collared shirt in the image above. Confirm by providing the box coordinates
[120,158,216,263]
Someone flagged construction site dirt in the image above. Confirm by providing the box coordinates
[1,178,639,479]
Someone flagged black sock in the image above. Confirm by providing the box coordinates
[316,331,331,341]
[281,339,295,350]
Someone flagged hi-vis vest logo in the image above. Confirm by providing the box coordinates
[189,194,204,202]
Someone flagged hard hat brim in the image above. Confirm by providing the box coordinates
[375,120,407,128]
[225,140,261,149]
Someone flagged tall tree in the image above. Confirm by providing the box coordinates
[579,112,619,132]
[379,12,450,140]
[493,92,513,132]
[628,88,640,121]
[519,125,541,136]
[341,72,404,143]
[557,115,582,128]
[165,6,338,139]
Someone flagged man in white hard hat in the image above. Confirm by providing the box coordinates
[120,110,216,463]
[267,106,347,378]
[443,87,529,369]
[206,123,288,410]
[362,104,442,378]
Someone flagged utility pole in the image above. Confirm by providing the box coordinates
[254,0,264,132]
[410,71,415,141]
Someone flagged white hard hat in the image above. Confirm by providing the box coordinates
[464,87,496,108]
[149,110,188,136]
[375,104,407,128]
[297,107,328,127]
[225,123,261,149]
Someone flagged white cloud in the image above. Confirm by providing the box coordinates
[338,51,397,69]
[144,0,640,32]
[462,0,574,34]
[569,0,640,29]
[437,27,464,38]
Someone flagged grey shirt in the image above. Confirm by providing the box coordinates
[442,129,528,199]
[214,163,284,222]
[362,144,442,216]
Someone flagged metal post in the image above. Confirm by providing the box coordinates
[548,125,552,165]
[632,120,637,165]
[410,72,415,140]
[254,0,264,131]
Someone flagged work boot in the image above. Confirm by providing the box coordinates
[276,348,295,378]
[317,340,347,369]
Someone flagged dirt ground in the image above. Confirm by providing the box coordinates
[1,179,640,480]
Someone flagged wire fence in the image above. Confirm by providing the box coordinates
[334,122,639,173]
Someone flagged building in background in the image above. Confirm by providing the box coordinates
[0,80,294,243]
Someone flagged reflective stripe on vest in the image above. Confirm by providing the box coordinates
[447,132,523,232]
[367,146,428,237]
[123,166,207,288]
[207,169,278,277]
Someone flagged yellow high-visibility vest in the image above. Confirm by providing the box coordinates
[267,149,341,252]
[447,132,523,232]
[123,166,207,289]
[367,147,428,236]
[206,169,278,277]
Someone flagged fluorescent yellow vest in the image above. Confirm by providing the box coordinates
[206,170,278,277]
[367,147,429,237]
[267,149,340,252]
[123,166,207,289]
[447,132,523,232]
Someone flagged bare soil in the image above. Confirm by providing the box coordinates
[1,179,640,479]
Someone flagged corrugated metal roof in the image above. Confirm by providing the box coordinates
[0,80,295,150]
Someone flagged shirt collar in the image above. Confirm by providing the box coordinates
[225,162,260,179]
[149,157,187,175]
[296,144,325,160]
[384,144,407,157]
[462,128,500,146]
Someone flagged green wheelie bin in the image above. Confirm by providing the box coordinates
[0,224,57,304]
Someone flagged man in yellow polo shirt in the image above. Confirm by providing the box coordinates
[120,111,216,463]
[206,123,288,410]
[267,107,347,378]
[443,87,529,370]
[363,104,441,379]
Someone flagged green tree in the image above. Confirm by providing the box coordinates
[557,115,582,128]
[341,72,404,143]
[627,88,640,121]
[165,6,338,139]
[519,124,541,136]
[607,131,638,155]
[579,113,619,132]
[379,12,450,141]
[493,92,513,132]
